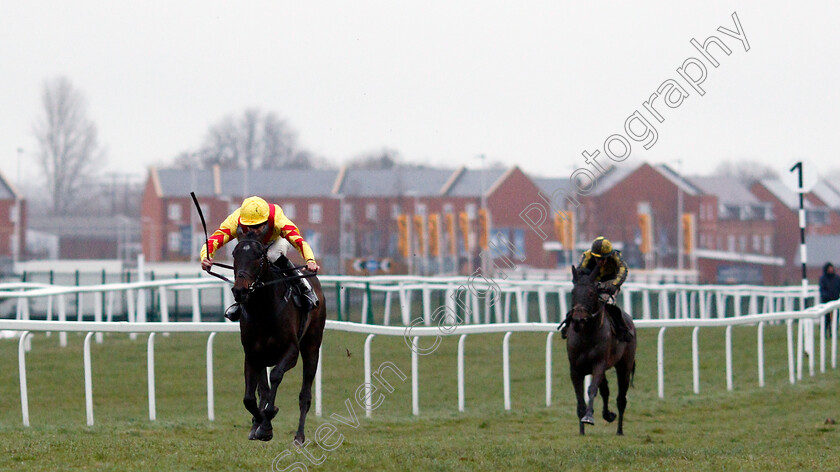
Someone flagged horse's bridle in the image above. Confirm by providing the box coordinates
[234,242,317,295]
[571,285,607,326]
[572,303,605,323]
[235,245,270,295]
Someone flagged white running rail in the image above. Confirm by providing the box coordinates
[1,300,837,427]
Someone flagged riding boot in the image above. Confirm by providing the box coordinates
[273,255,319,338]
[224,303,241,322]
[608,306,633,342]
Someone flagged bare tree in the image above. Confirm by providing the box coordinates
[193,108,306,169]
[33,77,104,214]
[713,159,779,182]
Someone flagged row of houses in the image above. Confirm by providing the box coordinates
[2,161,839,285]
[138,162,840,284]
[140,165,557,275]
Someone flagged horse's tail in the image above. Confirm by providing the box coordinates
[630,361,636,388]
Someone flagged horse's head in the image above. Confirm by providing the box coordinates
[231,234,269,304]
[568,265,604,333]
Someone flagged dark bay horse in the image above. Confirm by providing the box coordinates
[232,233,326,444]
[565,265,636,435]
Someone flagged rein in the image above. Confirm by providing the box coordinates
[238,248,316,294]
[190,192,316,289]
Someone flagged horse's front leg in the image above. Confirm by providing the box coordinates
[599,377,617,423]
[243,360,264,440]
[257,366,271,420]
[582,365,606,426]
[294,338,320,445]
[255,346,300,441]
[570,369,587,435]
[615,361,632,436]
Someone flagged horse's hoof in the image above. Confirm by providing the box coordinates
[603,411,617,423]
[581,415,595,425]
[294,434,305,445]
[255,426,273,442]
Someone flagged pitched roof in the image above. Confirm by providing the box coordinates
[688,176,759,205]
[591,163,640,196]
[217,168,338,197]
[337,167,455,196]
[0,170,21,200]
[652,164,703,196]
[444,168,509,197]
[156,168,217,198]
[154,167,339,198]
[811,180,840,210]
[532,176,571,197]
[758,179,820,210]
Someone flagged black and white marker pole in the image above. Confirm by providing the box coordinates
[790,161,813,380]
[791,162,808,291]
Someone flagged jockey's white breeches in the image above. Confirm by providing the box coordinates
[266,238,293,263]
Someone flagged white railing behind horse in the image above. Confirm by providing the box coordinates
[2,301,838,427]
[1,278,820,333]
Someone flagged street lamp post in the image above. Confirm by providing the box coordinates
[338,194,345,275]
[478,154,488,275]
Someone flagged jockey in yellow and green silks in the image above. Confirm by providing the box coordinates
[560,237,633,342]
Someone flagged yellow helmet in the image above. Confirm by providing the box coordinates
[590,236,614,258]
[239,196,270,226]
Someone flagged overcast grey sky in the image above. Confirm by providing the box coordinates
[1,1,838,189]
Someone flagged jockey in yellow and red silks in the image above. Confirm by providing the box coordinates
[200,196,319,321]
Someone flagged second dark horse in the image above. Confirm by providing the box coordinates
[565,265,636,435]
[232,232,326,444]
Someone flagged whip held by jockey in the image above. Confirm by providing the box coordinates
[559,236,633,342]
[200,196,320,321]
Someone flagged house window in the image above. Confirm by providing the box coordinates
[807,209,828,226]
[342,203,353,220]
[739,235,747,252]
[727,235,736,252]
[391,204,401,219]
[167,232,181,252]
[752,235,761,252]
[416,203,427,217]
[168,203,182,221]
[309,203,323,224]
[366,203,378,221]
[284,203,296,219]
[764,235,772,254]
[443,203,454,214]
[304,230,321,254]
[465,203,477,219]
